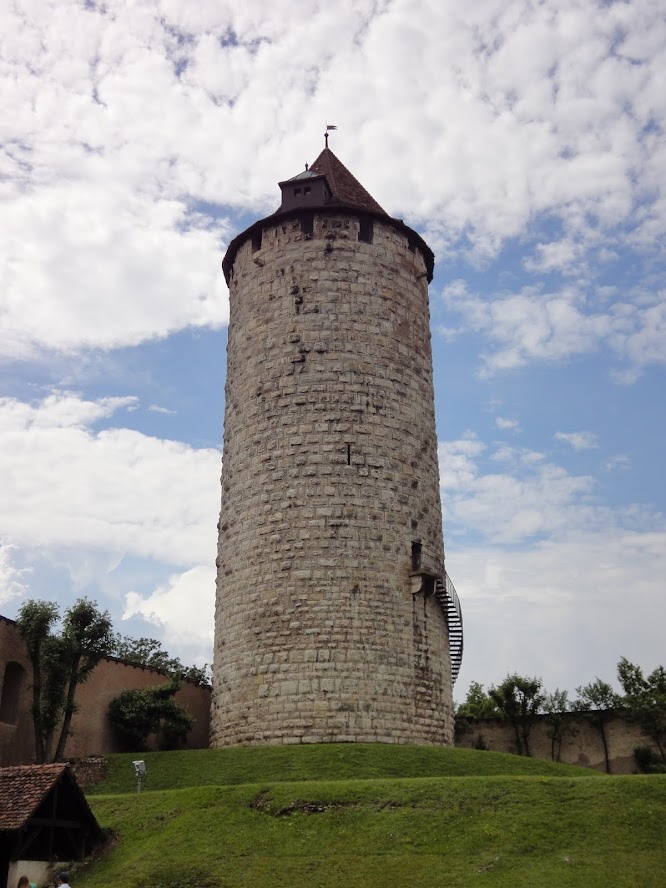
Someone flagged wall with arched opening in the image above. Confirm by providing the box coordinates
[0,616,34,764]
[0,661,26,724]
[0,615,211,765]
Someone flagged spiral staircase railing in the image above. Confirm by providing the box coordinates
[435,572,463,685]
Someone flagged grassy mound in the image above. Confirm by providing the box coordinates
[93,742,601,794]
[79,746,666,888]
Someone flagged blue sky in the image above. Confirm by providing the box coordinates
[1,0,664,700]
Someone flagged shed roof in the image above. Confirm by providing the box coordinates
[0,764,78,830]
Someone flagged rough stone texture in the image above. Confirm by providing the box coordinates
[211,211,455,746]
[67,755,108,789]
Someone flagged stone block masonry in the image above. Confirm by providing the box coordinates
[211,205,454,747]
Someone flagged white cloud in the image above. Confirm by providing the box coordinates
[438,435,486,492]
[605,454,631,472]
[554,431,599,451]
[441,279,666,379]
[0,544,31,607]
[523,237,586,276]
[1,392,138,429]
[2,185,230,357]
[495,417,519,431]
[439,436,656,546]
[123,564,215,660]
[1,0,665,353]
[440,435,666,693]
[451,527,666,696]
[0,393,220,566]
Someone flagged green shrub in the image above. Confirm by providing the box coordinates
[634,745,666,774]
[108,679,193,752]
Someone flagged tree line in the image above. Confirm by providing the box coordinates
[15,598,210,763]
[455,660,666,773]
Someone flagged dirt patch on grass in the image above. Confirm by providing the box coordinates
[249,789,357,816]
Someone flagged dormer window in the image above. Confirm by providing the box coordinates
[278,170,329,213]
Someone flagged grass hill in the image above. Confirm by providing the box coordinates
[80,744,666,888]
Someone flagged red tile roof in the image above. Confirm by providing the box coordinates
[0,764,68,829]
[309,148,386,215]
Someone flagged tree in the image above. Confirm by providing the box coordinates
[543,689,578,763]
[455,681,501,720]
[454,681,501,744]
[111,634,211,687]
[489,674,545,756]
[616,657,666,762]
[108,678,193,751]
[16,598,112,763]
[15,600,60,763]
[52,600,113,761]
[574,679,617,773]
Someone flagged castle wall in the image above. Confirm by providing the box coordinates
[0,617,33,765]
[212,212,454,746]
[455,712,654,774]
[0,616,211,764]
[63,657,211,756]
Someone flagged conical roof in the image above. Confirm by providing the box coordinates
[222,146,434,283]
[309,147,386,215]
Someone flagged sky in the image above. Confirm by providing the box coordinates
[1,0,664,702]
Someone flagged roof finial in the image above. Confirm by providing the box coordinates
[325,123,337,148]
[305,162,309,170]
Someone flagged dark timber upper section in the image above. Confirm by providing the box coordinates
[222,147,434,283]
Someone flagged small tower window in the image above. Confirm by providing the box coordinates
[359,218,373,244]
[301,212,314,238]
[304,186,311,195]
[251,229,262,252]
[411,541,422,572]
[294,187,302,197]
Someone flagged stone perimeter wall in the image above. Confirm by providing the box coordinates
[211,211,454,747]
[456,712,658,774]
[0,616,211,765]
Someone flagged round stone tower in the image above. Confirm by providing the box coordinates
[211,144,458,746]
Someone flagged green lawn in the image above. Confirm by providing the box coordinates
[78,745,666,888]
[93,742,601,794]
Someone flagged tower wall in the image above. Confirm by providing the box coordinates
[211,211,454,746]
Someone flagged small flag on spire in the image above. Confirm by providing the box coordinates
[326,123,338,131]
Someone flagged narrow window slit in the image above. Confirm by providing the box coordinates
[359,218,374,244]
[301,212,314,238]
[347,443,352,465]
[411,541,422,572]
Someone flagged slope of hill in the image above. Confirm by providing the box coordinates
[92,742,602,794]
[79,746,666,888]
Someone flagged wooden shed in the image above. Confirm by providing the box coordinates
[0,764,102,888]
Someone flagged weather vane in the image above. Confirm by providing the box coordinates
[324,123,337,147]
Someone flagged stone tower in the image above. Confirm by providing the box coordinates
[211,144,460,747]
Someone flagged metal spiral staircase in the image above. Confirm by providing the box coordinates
[436,573,464,685]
